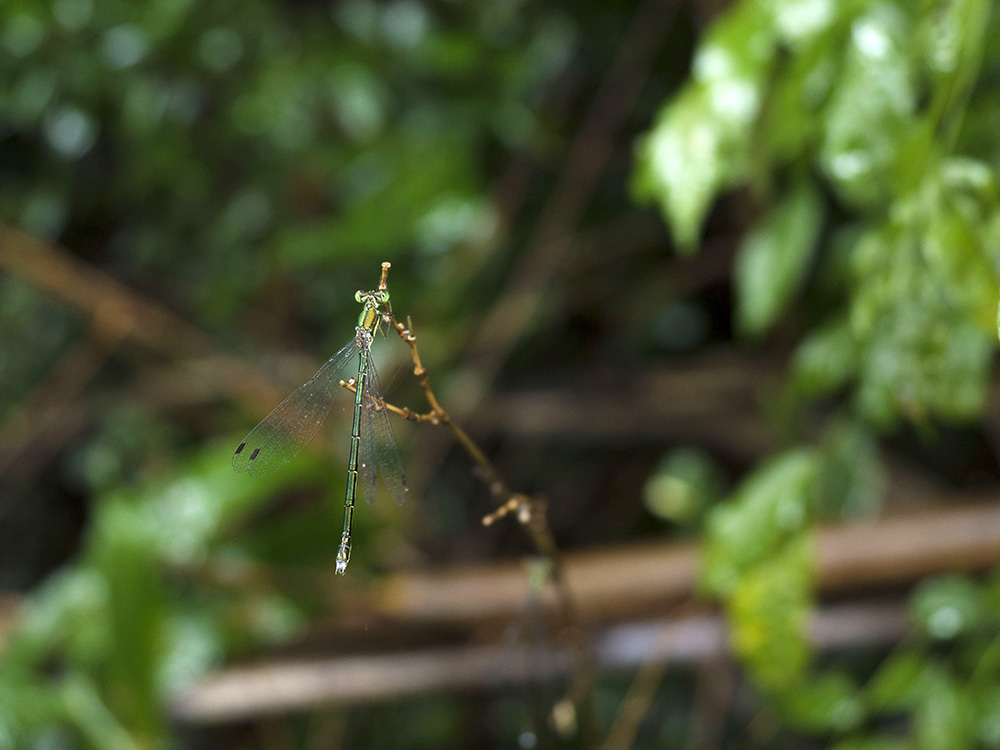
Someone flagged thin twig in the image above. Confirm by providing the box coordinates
[349,264,596,740]
[599,598,700,750]
[337,379,440,424]
[600,655,671,750]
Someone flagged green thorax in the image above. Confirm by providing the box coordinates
[355,289,389,334]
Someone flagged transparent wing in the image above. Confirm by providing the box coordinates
[233,338,360,478]
[358,351,408,506]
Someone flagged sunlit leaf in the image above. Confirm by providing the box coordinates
[634,0,775,250]
[727,535,814,691]
[819,3,917,208]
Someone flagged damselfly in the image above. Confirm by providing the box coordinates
[233,281,407,574]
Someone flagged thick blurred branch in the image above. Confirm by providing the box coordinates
[371,499,1000,625]
[171,499,1000,721]
[171,600,907,724]
[0,224,336,438]
[0,225,210,358]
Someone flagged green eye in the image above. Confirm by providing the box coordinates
[354,291,364,303]
[378,290,390,303]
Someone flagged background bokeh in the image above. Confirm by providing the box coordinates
[3,0,1000,748]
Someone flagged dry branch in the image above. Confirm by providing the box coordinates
[172,499,1000,722]
[370,499,1000,625]
[171,601,908,724]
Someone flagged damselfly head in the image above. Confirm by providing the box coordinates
[355,289,390,306]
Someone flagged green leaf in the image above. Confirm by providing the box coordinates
[976,685,1000,749]
[910,576,984,640]
[779,670,862,731]
[848,216,996,424]
[633,88,731,250]
[815,419,884,518]
[763,0,841,46]
[866,649,926,711]
[735,180,824,336]
[633,0,775,250]
[727,535,814,691]
[831,736,911,750]
[643,447,726,525]
[701,449,819,598]
[914,669,976,750]
[61,673,141,750]
[793,316,858,397]
[819,3,917,208]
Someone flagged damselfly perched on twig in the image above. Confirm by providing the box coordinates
[233,263,407,574]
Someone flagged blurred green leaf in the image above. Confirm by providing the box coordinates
[913,668,975,750]
[727,535,814,691]
[819,3,917,208]
[814,419,884,518]
[634,0,775,249]
[831,735,911,750]
[779,670,862,732]
[792,316,858,397]
[866,648,926,711]
[61,673,141,750]
[633,88,732,250]
[976,685,1000,748]
[911,576,984,641]
[643,447,726,525]
[702,448,819,598]
[735,180,824,336]
[5,568,110,668]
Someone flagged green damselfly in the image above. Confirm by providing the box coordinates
[233,272,407,574]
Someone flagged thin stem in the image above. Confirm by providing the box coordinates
[338,379,440,424]
[355,285,597,741]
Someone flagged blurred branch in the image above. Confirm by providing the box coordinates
[172,497,1000,722]
[467,352,776,459]
[0,305,132,486]
[171,600,907,724]
[370,499,1000,624]
[0,223,339,429]
[0,224,210,358]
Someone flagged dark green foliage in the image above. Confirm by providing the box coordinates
[636,0,1000,424]
[635,0,1000,745]
[0,1,582,745]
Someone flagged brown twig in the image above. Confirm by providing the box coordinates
[337,379,440,425]
[349,263,597,740]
